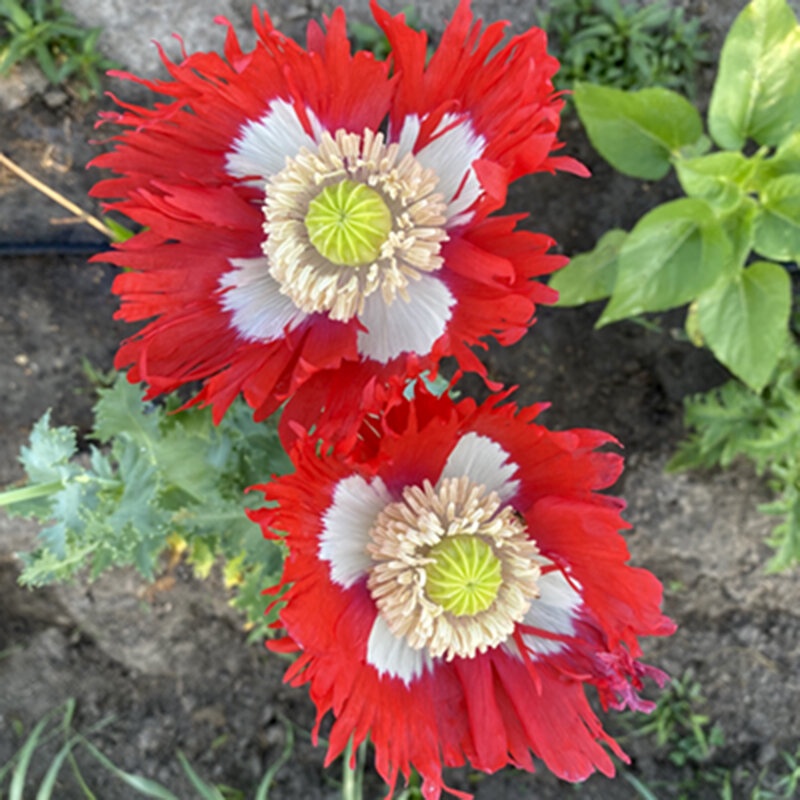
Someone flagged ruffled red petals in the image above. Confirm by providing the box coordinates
[91,3,580,435]
[251,388,674,798]
[374,0,576,183]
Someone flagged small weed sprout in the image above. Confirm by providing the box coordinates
[0,0,119,99]
[625,671,725,768]
[537,0,708,96]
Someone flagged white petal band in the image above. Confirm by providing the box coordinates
[439,432,520,502]
[225,99,323,186]
[397,113,486,225]
[518,568,582,657]
[319,475,392,588]
[218,257,307,342]
[366,614,434,684]
[356,272,455,363]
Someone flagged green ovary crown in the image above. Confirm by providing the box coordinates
[425,535,503,617]
[305,179,392,266]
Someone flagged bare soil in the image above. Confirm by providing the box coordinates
[2,2,799,798]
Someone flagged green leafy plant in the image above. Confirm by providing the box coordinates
[768,746,800,799]
[552,0,800,396]
[588,673,800,800]
[537,0,708,96]
[669,343,800,570]
[626,672,725,769]
[0,373,290,633]
[613,671,725,799]
[0,0,119,99]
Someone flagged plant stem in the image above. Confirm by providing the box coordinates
[0,480,64,508]
[342,736,367,800]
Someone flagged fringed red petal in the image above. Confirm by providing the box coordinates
[91,3,579,433]
[251,389,674,798]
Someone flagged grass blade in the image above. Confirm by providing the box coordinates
[9,713,53,800]
[66,751,97,799]
[78,737,180,800]
[35,734,83,800]
[622,770,662,800]
[175,752,225,800]
[254,715,295,800]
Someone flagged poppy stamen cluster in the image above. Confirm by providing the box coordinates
[263,129,448,321]
[366,476,542,661]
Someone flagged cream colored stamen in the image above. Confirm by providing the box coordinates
[263,129,449,322]
[367,476,542,661]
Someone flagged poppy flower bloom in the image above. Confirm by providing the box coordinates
[90,1,586,438]
[251,389,675,799]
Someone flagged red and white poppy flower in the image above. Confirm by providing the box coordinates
[251,389,676,799]
[91,1,586,436]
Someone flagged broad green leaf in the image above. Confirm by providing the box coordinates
[708,0,800,149]
[675,152,755,212]
[599,199,732,325]
[550,229,627,306]
[754,174,800,261]
[721,197,760,269]
[697,261,791,391]
[153,424,218,502]
[756,130,800,184]
[574,83,704,180]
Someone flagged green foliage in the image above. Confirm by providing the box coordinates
[736,746,800,799]
[549,228,626,305]
[669,344,800,569]
[0,0,118,100]
[708,0,800,150]
[573,84,704,180]
[538,0,708,96]
[695,261,792,393]
[557,0,800,395]
[770,746,800,798]
[628,672,725,768]
[597,198,732,324]
[614,671,725,799]
[1,373,290,630]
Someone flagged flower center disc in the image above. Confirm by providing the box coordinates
[263,129,448,322]
[367,476,543,661]
[425,535,502,616]
[305,180,392,267]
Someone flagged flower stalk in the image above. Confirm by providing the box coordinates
[341,737,367,800]
[0,480,65,508]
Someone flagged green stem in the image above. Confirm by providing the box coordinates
[0,480,64,508]
[341,736,366,800]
